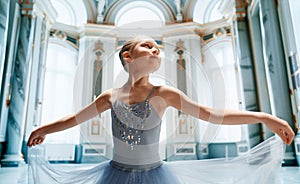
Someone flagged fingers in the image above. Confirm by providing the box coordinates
[27,139,35,147]
[28,138,43,147]
[279,127,295,145]
[286,126,295,145]
[27,133,45,147]
[27,136,34,147]
[277,131,288,145]
[286,131,295,145]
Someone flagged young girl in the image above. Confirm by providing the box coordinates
[27,36,295,184]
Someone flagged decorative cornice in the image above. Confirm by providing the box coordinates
[163,22,200,37]
[79,24,118,37]
[164,19,231,34]
[51,19,233,45]
[52,22,81,37]
[197,18,232,35]
[49,24,80,48]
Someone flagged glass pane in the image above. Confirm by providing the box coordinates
[289,0,300,57]
[41,42,79,144]
[115,1,165,27]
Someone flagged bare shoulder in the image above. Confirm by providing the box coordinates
[95,89,114,109]
[98,88,113,99]
[155,85,181,106]
[156,85,180,94]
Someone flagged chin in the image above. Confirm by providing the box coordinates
[152,65,160,73]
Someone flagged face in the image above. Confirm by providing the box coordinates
[123,38,161,73]
[130,39,160,60]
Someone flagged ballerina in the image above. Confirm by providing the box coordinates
[27,35,295,184]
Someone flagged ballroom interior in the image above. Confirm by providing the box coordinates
[0,0,300,183]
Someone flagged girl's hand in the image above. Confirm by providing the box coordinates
[264,115,295,145]
[27,128,46,147]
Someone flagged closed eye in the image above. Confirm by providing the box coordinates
[141,43,152,49]
[141,42,160,54]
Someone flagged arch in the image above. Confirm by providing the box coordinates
[192,0,223,24]
[104,0,176,25]
[49,37,78,55]
[183,0,197,22]
[201,36,244,142]
[82,0,97,23]
[50,0,87,26]
[115,1,165,27]
[203,0,222,23]
[191,0,235,24]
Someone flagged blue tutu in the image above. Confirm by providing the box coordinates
[28,136,285,184]
[28,87,285,183]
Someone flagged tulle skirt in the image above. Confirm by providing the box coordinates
[28,136,285,184]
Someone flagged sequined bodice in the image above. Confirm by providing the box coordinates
[111,87,162,166]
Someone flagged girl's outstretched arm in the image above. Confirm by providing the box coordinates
[27,89,112,147]
[160,86,295,145]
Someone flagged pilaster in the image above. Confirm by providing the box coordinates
[260,0,295,165]
[76,25,116,162]
[278,0,299,165]
[163,23,202,161]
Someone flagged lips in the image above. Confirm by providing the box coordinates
[149,55,160,60]
[150,55,158,58]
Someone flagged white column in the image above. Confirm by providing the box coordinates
[1,0,56,167]
[0,1,20,142]
[1,4,36,167]
[24,0,56,140]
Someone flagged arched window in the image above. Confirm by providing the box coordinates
[41,39,79,144]
[115,1,165,27]
[201,36,244,142]
[289,0,300,56]
[193,0,234,24]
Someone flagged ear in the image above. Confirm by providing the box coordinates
[122,51,133,63]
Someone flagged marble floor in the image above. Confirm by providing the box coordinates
[0,165,299,184]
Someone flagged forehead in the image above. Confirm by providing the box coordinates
[137,38,157,44]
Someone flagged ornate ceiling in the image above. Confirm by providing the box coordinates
[49,0,236,27]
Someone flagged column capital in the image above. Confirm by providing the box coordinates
[19,0,57,23]
[19,0,34,16]
[235,0,249,21]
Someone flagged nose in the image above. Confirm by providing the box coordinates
[152,47,159,55]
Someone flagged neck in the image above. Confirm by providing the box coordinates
[125,75,150,88]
